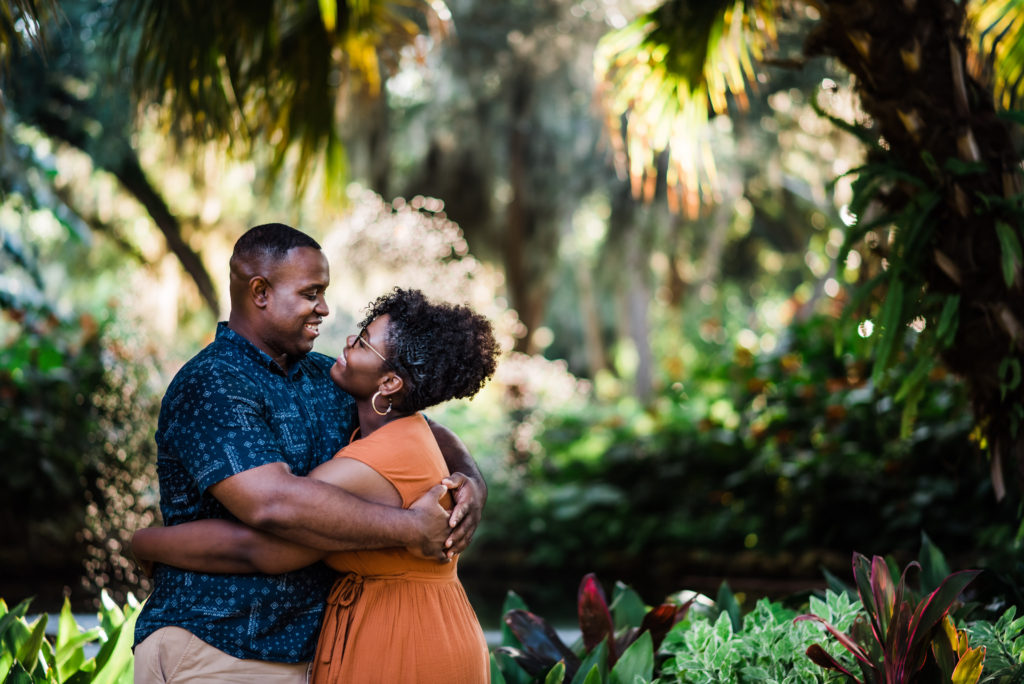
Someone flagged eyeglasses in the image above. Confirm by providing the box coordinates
[356,327,395,370]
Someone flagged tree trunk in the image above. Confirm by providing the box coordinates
[11,64,220,316]
[808,0,1024,494]
[505,71,553,354]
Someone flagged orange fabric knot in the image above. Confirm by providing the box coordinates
[318,573,365,666]
[326,573,364,607]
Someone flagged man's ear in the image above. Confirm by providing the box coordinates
[250,276,271,309]
[379,372,404,398]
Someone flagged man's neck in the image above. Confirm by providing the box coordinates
[227,314,292,372]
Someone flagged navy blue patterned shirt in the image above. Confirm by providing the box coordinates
[134,322,356,662]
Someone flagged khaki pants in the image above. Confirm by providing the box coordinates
[134,626,310,684]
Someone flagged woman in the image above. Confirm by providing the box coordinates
[133,288,500,683]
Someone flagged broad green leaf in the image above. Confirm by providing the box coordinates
[56,597,101,680]
[935,295,960,347]
[5,661,34,684]
[501,591,531,648]
[715,582,742,633]
[90,605,139,684]
[609,631,653,684]
[570,640,608,684]
[919,532,951,593]
[950,645,985,684]
[98,591,125,634]
[579,664,602,684]
[995,221,1023,287]
[610,582,647,631]
[489,653,507,684]
[15,615,47,675]
[872,279,905,383]
[544,661,566,684]
[0,599,33,642]
[999,357,1022,400]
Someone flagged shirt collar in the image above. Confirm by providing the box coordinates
[215,321,307,379]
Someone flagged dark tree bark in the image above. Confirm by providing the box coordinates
[808,0,1024,494]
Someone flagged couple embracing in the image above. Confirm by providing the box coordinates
[132,223,499,683]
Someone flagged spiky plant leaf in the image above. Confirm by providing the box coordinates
[594,0,776,215]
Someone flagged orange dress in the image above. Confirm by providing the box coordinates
[309,415,490,683]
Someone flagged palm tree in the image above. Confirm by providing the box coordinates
[117,0,449,194]
[596,0,1024,496]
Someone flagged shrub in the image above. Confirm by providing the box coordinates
[0,306,160,608]
[0,591,140,682]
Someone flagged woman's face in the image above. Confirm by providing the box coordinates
[330,314,392,397]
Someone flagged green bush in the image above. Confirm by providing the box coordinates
[0,591,140,683]
[659,592,860,683]
[0,305,160,607]
[469,309,1018,596]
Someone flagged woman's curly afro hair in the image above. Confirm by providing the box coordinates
[359,288,500,414]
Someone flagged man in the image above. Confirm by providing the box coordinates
[133,224,486,682]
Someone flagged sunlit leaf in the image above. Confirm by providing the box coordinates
[995,221,1023,287]
[544,661,566,684]
[968,0,1024,109]
[595,0,776,215]
[951,645,986,684]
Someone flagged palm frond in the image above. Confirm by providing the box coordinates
[0,0,51,59]
[595,0,776,215]
[116,0,450,192]
[968,0,1024,110]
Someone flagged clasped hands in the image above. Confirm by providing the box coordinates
[407,472,484,562]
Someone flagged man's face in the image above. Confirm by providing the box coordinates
[258,246,330,364]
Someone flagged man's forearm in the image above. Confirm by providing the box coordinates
[210,463,416,552]
[251,476,414,551]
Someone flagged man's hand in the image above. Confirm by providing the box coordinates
[406,484,454,561]
[442,472,484,559]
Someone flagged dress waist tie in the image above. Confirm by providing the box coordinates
[318,573,364,666]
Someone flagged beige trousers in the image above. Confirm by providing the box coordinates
[134,626,310,684]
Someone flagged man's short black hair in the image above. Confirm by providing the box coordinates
[231,223,321,264]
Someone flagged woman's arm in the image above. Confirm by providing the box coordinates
[132,519,326,575]
[426,418,487,558]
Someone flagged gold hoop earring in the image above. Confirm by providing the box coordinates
[371,390,392,416]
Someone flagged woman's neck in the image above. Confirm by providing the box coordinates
[354,401,410,438]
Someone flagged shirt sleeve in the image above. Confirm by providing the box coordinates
[160,361,286,492]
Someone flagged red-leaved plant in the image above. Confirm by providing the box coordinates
[795,552,982,683]
[497,573,690,681]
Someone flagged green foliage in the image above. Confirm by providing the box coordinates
[0,591,140,683]
[494,574,686,683]
[797,551,981,683]
[0,214,161,604]
[658,590,861,683]
[968,606,1024,683]
[471,301,1013,596]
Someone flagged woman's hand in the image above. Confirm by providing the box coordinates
[130,529,156,578]
[441,472,484,559]
[406,484,455,561]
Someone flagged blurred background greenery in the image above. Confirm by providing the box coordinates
[2,0,1023,629]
